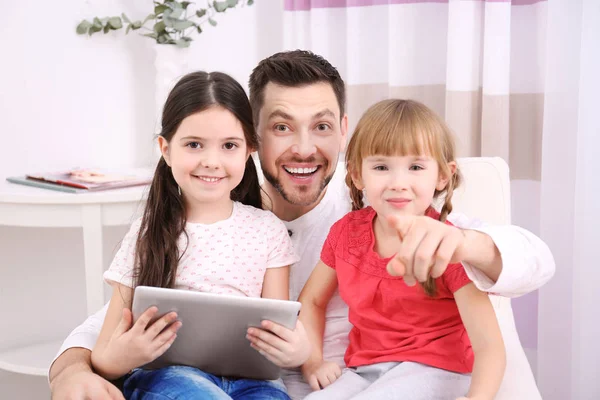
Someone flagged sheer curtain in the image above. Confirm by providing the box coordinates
[537,0,600,399]
[283,0,600,398]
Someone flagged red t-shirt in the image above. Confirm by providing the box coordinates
[320,207,474,373]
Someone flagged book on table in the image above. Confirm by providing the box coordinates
[6,168,152,193]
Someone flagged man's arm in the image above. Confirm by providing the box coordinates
[385,213,555,299]
[449,213,556,297]
[49,304,125,400]
[49,303,108,382]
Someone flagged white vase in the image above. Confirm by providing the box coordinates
[153,45,191,161]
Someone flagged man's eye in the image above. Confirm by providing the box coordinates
[317,124,330,131]
[223,142,238,150]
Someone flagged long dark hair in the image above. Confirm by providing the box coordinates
[134,71,262,289]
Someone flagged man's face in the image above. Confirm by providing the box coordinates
[256,82,348,207]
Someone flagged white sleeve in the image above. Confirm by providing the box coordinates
[447,212,556,298]
[49,303,108,377]
[103,218,142,288]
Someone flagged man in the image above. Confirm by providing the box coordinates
[49,50,554,400]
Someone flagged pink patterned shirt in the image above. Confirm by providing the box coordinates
[104,202,299,298]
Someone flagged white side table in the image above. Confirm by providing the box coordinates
[0,180,148,376]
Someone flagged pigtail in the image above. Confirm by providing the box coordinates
[421,169,462,297]
[438,171,462,223]
[345,172,364,211]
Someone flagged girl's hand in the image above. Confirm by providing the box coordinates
[92,307,181,379]
[246,319,311,368]
[385,214,468,286]
[301,360,342,391]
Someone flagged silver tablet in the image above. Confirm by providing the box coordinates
[131,286,301,381]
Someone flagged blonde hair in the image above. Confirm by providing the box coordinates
[345,99,462,296]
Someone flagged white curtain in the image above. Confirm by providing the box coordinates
[537,0,600,399]
[283,0,600,398]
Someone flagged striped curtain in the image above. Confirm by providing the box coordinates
[283,0,546,182]
[283,0,547,385]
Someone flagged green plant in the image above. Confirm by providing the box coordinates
[76,0,253,48]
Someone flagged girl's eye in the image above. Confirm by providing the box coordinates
[374,165,388,171]
[187,142,201,149]
[275,125,290,132]
[410,165,424,171]
[223,142,238,150]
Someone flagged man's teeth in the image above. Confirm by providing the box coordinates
[284,167,318,174]
[197,176,220,182]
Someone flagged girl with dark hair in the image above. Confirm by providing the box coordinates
[90,71,299,400]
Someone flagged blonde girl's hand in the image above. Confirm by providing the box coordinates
[302,360,342,391]
[385,214,467,286]
[92,307,182,379]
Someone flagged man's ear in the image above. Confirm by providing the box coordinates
[339,114,349,151]
[436,161,457,191]
[158,136,171,166]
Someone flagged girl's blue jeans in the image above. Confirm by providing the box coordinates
[123,365,290,400]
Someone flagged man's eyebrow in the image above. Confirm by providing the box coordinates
[267,109,294,121]
[313,109,336,120]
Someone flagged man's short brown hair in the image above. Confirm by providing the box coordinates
[248,50,346,126]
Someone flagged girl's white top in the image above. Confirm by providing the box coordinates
[103,201,299,298]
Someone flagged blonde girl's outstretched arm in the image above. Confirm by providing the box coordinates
[454,283,506,400]
[298,260,341,390]
[91,283,181,380]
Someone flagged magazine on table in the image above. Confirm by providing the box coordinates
[6,168,152,193]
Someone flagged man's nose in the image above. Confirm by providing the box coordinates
[290,133,317,159]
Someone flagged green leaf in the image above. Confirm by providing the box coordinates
[196,9,207,18]
[208,18,217,26]
[121,13,131,23]
[157,32,173,44]
[126,24,132,34]
[142,32,159,39]
[196,25,203,33]
[153,21,167,33]
[142,14,155,25]
[171,20,195,30]
[89,24,102,35]
[103,24,110,34]
[171,1,184,9]
[76,20,92,35]
[131,21,143,30]
[168,8,184,19]
[226,0,240,7]
[181,1,192,9]
[92,17,102,28]
[154,4,169,14]
[247,0,254,5]
[213,1,228,12]
[108,17,123,29]
[175,38,192,48]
